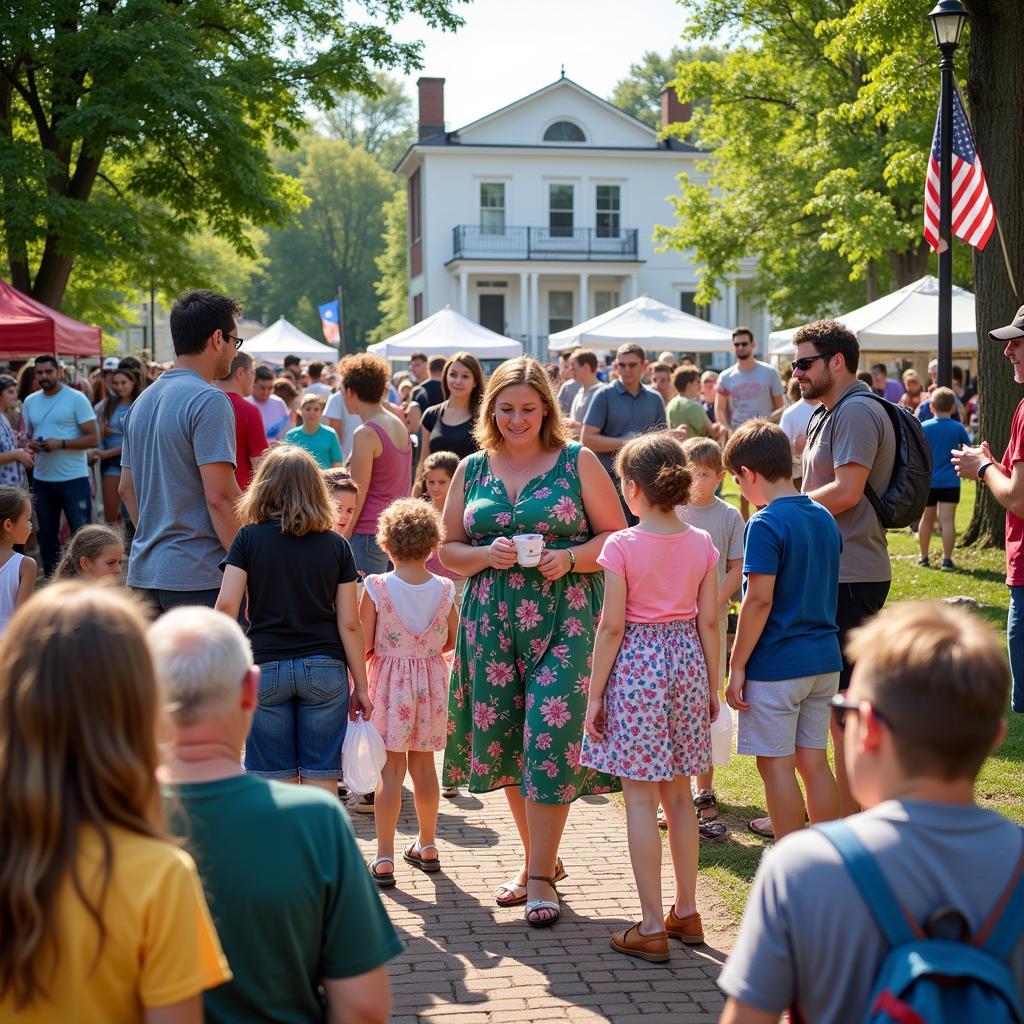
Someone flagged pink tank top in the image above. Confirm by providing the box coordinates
[353,420,413,535]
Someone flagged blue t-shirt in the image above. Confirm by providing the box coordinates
[923,415,971,488]
[743,495,842,682]
[22,385,97,482]
[285,423,342,469]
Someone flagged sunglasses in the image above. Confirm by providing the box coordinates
[830,695,891,729]
[732,342,752,349]
[792,352,836,373]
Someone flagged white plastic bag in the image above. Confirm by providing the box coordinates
[342,715,387,795]
[710,700,734,767]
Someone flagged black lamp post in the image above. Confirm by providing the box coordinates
[928,0,968,389]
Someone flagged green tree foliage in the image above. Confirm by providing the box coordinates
[321,72,416,171]
[368,188,409,344]
[608,46,723,128]
[655,0,950,324]
[247,140,394,350]
[0,0,464,312]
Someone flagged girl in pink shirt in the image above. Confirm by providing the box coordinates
[581,432,720,963]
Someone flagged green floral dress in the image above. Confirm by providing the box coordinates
[442,442,620,804]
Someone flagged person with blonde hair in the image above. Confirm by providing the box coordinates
[0,584,230,1021]
[215,444,370,794]
[440,356,625,927]
[54,522,124,582]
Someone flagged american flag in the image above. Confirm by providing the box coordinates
[923,89,994,252]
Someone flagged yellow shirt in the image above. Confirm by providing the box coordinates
[1,825,231,1023]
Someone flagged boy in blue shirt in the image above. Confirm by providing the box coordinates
[723,419,843,839]
[285,394,343,469]
[920,386,971,571]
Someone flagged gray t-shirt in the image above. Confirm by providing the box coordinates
[719,801,1024,1023]
[121,368,236,590]
[557,379,581,416]
[717,360,784,427]
[582,380,667,473]
[569,381,605,426]
[801,381,895,583]
[676,496,744,615]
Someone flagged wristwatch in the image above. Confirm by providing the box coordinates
[978,461,994,480]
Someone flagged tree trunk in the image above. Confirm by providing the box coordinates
[961,0,1024,548]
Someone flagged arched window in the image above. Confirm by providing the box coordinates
[543,120,586,143]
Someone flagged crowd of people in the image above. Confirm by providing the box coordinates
[0,287,1021,1024]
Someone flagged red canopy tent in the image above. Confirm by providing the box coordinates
[0,278,102,359]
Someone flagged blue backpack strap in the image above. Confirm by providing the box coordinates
[974,828,1024,961]
[815,820,922,946]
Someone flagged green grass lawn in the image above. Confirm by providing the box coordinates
[695,479,1023,928]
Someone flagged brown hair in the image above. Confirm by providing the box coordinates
[0,585,166,1007]
[0,487,30,538]
[55,524,123,579]
[681,436,724,475]
[731,326,754,343]
[323,468,359,496]
[650,361,673,376]
[792,318,860,374]
[102,368,142,425]
[616,342,646,362]
[440,351,485,417]
[273,377,298,404]
[238,445,336,536]
[614,432,691,511]
[414,450,460,499]
[845,601,1009,781]
[375,497,442,563]
[474,357,569,453]
[931,386,956,414]
[339,353,389,404]
[672,367,700,392]
[571,348,598,372]
[723,419,793,483]
[307,360,324,379]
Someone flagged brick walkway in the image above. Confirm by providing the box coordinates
[348,757,728,1024]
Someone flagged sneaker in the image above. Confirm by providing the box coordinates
[917,555,930,567]
[941,558,956,571]
[355,793,376,814]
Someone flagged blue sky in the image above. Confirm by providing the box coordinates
[378,0,695,128]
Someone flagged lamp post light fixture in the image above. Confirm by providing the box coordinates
[928,0,968,389]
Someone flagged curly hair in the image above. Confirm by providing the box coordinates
[375,497,442,563]
[338,353,389,404]
[473,357,568,453]
[614,432,691,511]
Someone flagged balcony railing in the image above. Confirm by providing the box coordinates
[452,225,639,262]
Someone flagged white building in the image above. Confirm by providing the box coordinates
[395,74,769,361]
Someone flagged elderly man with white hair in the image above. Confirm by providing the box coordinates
[151,607,403,1024]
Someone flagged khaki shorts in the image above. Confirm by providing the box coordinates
[737,672,840,757]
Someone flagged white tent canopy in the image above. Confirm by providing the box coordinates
[767,276,977,357]
[548,294,734,353]
[367,305,523,360]
[242,316,338,361]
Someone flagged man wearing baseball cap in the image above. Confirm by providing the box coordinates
[952,304,1024,714]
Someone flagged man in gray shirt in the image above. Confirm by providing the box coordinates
[565,348,605,435]
[719,601,1024,1024]
[120,290,242,613]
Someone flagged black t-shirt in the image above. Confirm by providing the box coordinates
[422,402,478,461]
[413,379,444,413]
[223,521,358,664]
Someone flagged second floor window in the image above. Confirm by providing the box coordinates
[480,183,505,235]
[596,185,620,238]
[549,184,574,238]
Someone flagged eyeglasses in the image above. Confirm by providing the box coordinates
[830,695,891,729]
[792,352,835,373]
[222,330,243,350]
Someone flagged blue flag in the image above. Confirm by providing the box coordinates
[318,299,341,343]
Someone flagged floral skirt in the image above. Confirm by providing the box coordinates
[580,619,711,782]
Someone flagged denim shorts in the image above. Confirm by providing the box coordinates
[244,655,349,779]
[348,531,390,577]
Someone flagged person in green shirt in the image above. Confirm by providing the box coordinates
[151,607,403,1024]
[666,367,714,439]
[286,394,343,469]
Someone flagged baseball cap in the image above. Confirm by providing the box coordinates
[103,356,120,371]
[989,305,1024,342]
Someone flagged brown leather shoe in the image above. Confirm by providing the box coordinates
[664,906,704,945]
[610,923,670,963]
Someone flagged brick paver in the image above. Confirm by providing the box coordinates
[348,756,728,1024]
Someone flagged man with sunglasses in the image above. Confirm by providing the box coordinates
[120,289,243,614]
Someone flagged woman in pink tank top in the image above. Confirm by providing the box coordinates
[339,354,413,575]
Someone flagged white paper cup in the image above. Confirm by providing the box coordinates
[512,533,544,567]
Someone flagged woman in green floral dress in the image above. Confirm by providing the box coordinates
[440,357,624,927]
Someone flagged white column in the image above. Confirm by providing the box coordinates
[579,271,589,323]
[530,272,540,360]
[519,271,529,346]
[459,272,469,317]
[629,273,640,301]
[727,280,738,327]
[761,308,772,347]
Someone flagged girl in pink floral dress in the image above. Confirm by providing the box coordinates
[581,433,721,963]
[359,498,458,889]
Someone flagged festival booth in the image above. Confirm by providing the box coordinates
[241,316,338,363]
[0,278,102,359]
[548,294,734,354]
[367,305,523,361]
[767,276,978,361]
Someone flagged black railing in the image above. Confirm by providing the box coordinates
[452,225,639,261]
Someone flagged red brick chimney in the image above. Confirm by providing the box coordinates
[660,85,692,128]
[417,77,446,142]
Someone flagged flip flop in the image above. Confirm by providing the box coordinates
[369,856,396,888]
[494,858,568,907]
[403,842,441,873]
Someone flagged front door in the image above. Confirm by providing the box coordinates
[479,294,505,335]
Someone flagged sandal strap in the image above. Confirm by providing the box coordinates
[693,791,717,809]
[525,899,560,912]
[527,873,557,883]
[417,844,439,853]
[370,856,394,872]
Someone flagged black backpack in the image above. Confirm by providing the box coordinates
[806,389,932,530]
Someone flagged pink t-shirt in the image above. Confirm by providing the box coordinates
[598,526,719,624]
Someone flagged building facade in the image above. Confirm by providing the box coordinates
[396,75,770,361]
